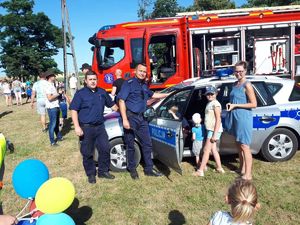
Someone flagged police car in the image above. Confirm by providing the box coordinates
[101,75,300,173]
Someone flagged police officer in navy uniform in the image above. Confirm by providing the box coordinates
[118,63,170,179]
[70,71,118,184]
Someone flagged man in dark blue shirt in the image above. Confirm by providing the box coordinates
[118,63,170,179]
[70,71,118,184]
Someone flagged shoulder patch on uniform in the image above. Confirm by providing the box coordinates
[128,78,134,84]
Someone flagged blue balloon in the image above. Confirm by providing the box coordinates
[12,159,49,199]
[36,213,75,225]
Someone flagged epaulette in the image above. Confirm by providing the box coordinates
[127,78,134,84]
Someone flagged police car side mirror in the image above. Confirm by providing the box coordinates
[143,107,156,122]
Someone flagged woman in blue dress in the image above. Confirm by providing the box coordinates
[226,61,257,180]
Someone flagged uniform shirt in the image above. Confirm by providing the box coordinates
[204,99,223,132]
[69,87,114,125]
[32,80,48,100]
[45,82,59,109]
[117,77,153,113]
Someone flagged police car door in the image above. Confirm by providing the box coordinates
[149,87,194,174]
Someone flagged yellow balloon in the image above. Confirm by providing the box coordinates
[0,133,6,169]
[35,177,75,214]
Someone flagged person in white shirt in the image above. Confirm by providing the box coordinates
[2,79,12,107]
[69,73,78,97]
[44,70,63,146]
[31,73,49,132]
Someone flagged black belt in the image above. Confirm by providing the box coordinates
[126,110,144,117]
[80,123,102,127]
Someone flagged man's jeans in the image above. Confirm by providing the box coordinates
[47,107,62,144]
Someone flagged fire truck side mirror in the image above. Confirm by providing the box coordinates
[88,33,96,45]
[95,39,101,47]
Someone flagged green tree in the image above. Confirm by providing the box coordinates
[246,0,300,7]
[137,0,153,21]
[150,0,181,18]
[0,0,63,80]
[191,0,235,11]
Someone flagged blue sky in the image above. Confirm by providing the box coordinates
[0,0,246,75]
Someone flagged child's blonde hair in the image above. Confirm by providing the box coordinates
[227,179,258,223]
[192,113,201,125]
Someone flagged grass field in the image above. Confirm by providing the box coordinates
[0,97,300,225]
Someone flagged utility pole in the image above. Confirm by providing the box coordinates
[61,0,79,90]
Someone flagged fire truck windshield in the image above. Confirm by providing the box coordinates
[96,39,125,69]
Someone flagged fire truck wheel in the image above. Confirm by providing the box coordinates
[260,128,298,162]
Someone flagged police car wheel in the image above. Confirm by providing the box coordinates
[261,128,298,162]
[109,138,141,172]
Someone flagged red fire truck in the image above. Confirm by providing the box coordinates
[89,5,300,91]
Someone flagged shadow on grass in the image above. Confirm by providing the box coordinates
[0,110,13,118]
[168,209,186,225]
[153,159,172,181]
[181,154,241,172]
[61,117,73,136]
[65,198,92,225]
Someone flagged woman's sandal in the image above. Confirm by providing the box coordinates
[216,168,225,174]
[193,170,204,177]
[241,175,252,181]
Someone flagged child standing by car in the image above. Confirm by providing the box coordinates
[191,113,205,172]
[195,86,224,177]
[208,178,260,225]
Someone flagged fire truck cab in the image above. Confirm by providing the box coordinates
[89,5,300,91]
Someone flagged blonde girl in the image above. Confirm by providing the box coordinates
[208,179,260,225]
[195,86,224,176]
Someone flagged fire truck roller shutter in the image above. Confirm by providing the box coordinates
[193,47,201,77]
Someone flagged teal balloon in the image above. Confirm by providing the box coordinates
[12,159,49,199]
[36,213,75,225]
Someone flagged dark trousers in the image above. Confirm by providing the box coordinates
[80,124,110,176]
[124,114,153,173]
[47,107,62,144]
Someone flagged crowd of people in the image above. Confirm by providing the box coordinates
[0,77,30,107]
[0,61,262,224]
